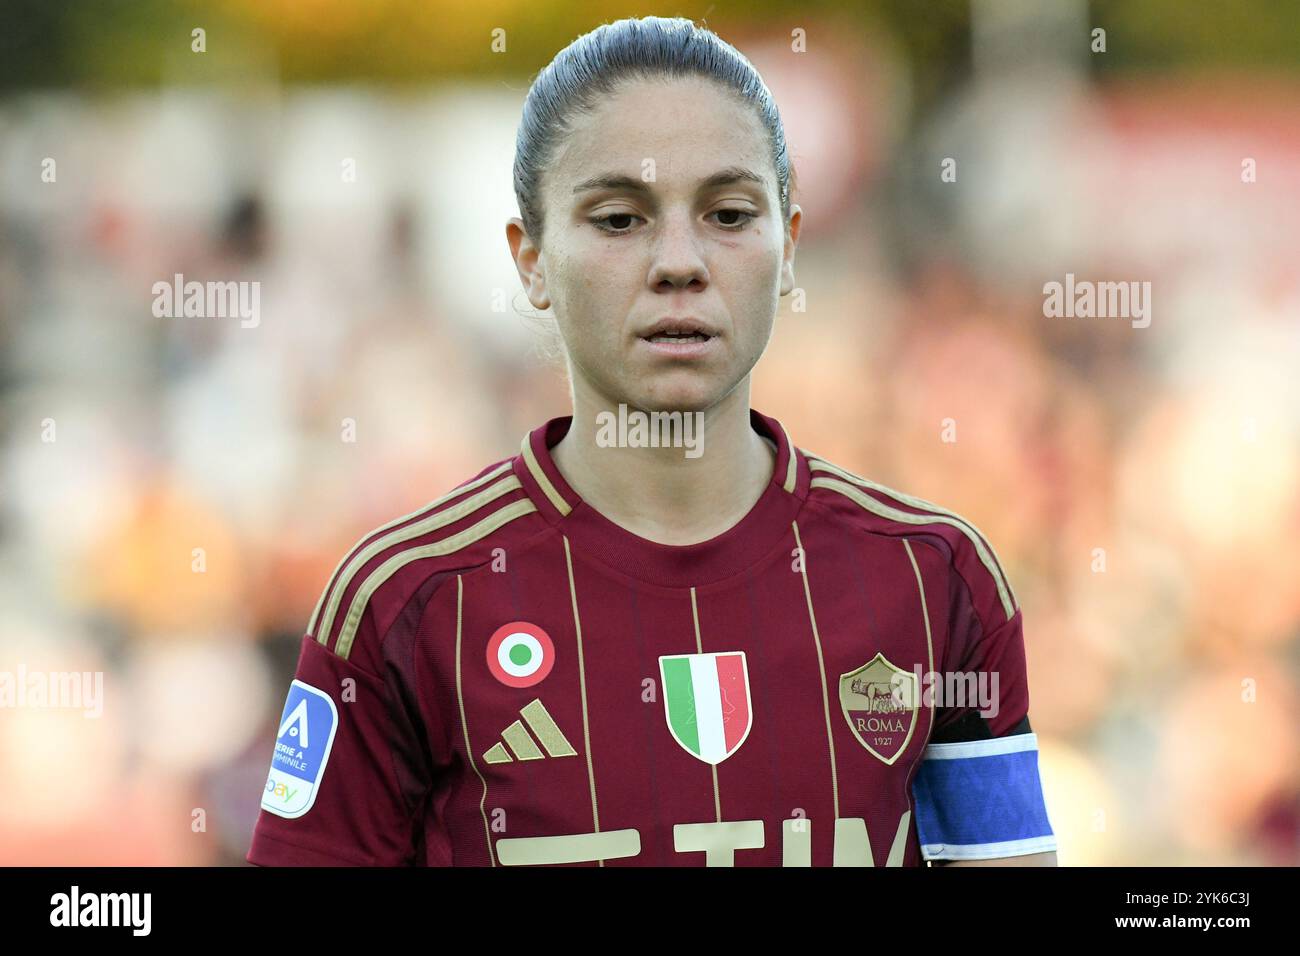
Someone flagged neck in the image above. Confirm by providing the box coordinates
[550,381,776,546]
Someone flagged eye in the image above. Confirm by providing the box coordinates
[710,209,756,230]
[590,212,643,235]
[590,208,757,235]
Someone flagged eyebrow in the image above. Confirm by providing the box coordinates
[571,165,767,195]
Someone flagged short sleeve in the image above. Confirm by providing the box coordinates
[932,568,1030,741]
[247,621,434,866]
[910,568,1057,861]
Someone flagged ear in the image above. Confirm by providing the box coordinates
[779,204,802,297]
[506,217,550,310]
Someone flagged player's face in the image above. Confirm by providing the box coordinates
[530,76,799,414]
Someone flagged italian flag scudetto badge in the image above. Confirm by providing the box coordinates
[659,651,753,765]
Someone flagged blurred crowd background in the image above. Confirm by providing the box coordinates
[1,0,1297,865]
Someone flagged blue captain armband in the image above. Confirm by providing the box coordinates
[911,732,1057,861]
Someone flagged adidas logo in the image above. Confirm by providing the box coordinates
[483,698,577,763]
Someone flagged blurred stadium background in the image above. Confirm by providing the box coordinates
[1,0,1297,865]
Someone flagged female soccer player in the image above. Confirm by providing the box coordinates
[249,16,1057,867]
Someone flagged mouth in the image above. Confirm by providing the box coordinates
[645,330,712,344]
[638,318,718,355]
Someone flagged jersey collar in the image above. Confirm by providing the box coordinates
[513,408,808,588]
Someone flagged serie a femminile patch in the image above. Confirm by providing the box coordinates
[261,679,339,819]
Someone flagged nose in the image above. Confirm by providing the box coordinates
[649,209,709,292]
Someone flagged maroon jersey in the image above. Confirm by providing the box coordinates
[247,409,1039,866]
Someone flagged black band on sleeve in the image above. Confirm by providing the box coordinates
[929,709,1032,744]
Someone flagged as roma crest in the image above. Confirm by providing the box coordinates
[659,651,752,765]
[839,652,918,765]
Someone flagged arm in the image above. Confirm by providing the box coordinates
[248,594,436,866]
[911,557,1059,867]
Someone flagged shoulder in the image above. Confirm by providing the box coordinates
[799,447,1019,628]
[307,453,547,662]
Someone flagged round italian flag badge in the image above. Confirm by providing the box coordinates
[487,621,556,687]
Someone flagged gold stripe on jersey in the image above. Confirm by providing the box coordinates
[308,461,514,638]
[901,537,936,868]
[806,454,1018,613]
[316,473,523,648]
[791,520,841,821]
[782,432,798,493]
[808,467,1017,622]
[455,575,496,866]
[334,497,537,660]
[901,539,937,722]
[521,433,572,517]
[562,535,602,865]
